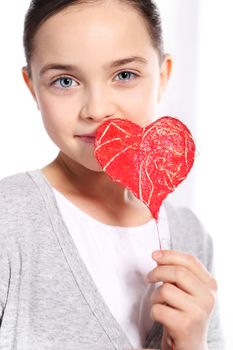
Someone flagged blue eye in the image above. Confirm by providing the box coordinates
[53,77,77,88]
[115,71,137,81]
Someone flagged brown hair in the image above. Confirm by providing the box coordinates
[23,0,164,76]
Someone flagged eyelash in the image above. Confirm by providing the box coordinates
[51,70,139,89]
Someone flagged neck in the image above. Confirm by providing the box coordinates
[42,152,128,205]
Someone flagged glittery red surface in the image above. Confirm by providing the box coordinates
[94,117,196,220]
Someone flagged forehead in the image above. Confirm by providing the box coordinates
[32,1,155,65]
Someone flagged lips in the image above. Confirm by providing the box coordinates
[77,133,96,144]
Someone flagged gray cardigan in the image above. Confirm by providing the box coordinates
[0,170,225,349]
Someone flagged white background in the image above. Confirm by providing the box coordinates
[0,1,232,348]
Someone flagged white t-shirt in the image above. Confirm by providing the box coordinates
[53,188,171,348]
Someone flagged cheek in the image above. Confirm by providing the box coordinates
[121,79,160,125]
[36,93,76,136]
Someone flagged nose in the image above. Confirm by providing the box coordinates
[80,87,116,122]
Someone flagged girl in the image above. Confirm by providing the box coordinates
[0,0,224,349]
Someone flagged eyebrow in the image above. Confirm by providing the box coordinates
[39,56,148,76]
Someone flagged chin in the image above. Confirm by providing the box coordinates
[87,163,104,172]
[59,150,104,173]
[80,159,104,173]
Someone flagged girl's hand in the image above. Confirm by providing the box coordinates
[146,250,217,350]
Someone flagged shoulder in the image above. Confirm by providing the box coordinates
[0,171,48,241]
[0,171,43,213]
[0,171,39,199]
[164,201,214,272]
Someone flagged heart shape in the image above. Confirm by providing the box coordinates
[94,117,195,220]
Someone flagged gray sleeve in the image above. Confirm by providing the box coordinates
[0,245,10,320]
[208,299,226,350]
[205,236,226,350]
[183,209,225,349]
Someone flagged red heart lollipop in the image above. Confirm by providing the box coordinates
[94,117,195,220]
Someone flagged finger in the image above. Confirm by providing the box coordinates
[151,250,217,291]
[162,327,174,350]
[147,264,209,298]
[151,282,194,311]
[150,302,182,336]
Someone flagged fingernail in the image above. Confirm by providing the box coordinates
[152,250,162,260]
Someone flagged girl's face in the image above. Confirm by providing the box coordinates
[23,1,172,171]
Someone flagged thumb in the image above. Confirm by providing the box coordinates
[162,327,174,350]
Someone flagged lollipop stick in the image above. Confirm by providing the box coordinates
[154,219,162,250]
[154,219,175,350]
